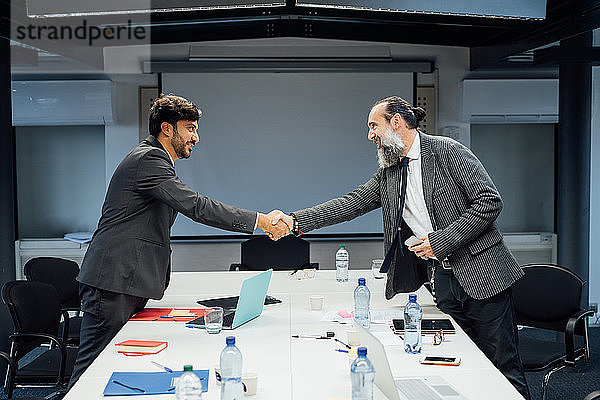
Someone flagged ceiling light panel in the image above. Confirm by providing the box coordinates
[26,0,285,18]
[296,0,547,20]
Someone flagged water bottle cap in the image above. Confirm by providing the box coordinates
[357,347,367,356]
[409,294,417,302]
[226,336,236,345]
[183,365,193,371]
[340,244,345,249]
[358,277,366,285]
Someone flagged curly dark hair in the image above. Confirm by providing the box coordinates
[373,96,425,129]
[148,94,202,137]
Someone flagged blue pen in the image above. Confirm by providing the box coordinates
[151,361,173,373]
[334,349,357,354]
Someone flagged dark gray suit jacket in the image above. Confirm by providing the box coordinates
[294,132,524,300]
[78,135,257,299]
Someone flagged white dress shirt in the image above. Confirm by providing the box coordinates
[401,134,434,239]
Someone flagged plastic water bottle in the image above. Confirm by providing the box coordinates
[175,365,203,400]
[354,278,370,328]
[336,245,349,282]
[220,336,244,400]
[403,293,422,354]
[350,347,375,400]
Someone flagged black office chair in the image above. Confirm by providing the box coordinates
[584,391,600,400]
[23,257,82,346]
[2,281,77,396]
[230,235,319,271]
[0,351,60,400]
[512,263,594,400]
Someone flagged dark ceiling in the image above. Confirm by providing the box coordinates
[2,0,600,70]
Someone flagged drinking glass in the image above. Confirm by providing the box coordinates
[371,259,385,279]
[205,307,223,334]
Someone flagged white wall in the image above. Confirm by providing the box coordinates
[149,38,471,144]
[104,74,157,185]
[589,29,600,312]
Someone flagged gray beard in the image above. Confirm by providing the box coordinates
[377,127,406,168]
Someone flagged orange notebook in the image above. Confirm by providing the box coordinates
[115,340,168,356]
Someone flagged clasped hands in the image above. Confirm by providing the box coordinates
[257,210,294,241]
[408,236,435,260]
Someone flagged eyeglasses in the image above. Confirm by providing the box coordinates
[433,329,445,345]
[289,268,316,280]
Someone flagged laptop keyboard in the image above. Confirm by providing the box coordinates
[395,379,444,400]
[223,311,235,327]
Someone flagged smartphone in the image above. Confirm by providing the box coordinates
[404,235,423,247]
[419,356,461,366]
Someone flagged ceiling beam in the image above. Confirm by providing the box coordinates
[470,0,600,70]
[534,46,600,66]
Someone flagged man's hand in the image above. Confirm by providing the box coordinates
[408,236,435,260]
[270,210,294,233]
[257,210,291,241]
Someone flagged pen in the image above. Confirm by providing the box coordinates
[151,361,173,373]
[112,380,145,392]
[334,338,351,349]
[334,349,357,354]
[292,332,335,339]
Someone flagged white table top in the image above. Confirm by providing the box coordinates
[64,270,524,400]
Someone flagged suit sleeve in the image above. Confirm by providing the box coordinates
[135,150,257,234]
[428,143,502,261]
[293,170,382,233]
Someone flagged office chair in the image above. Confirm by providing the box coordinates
[0,351,59,399]
[584,391,600,400]
[2,281,77,396]
[230,235,319,271]
[512,263,594,400]
[23,257,82,346]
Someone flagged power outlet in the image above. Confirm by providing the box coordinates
[591,302,598,315]
[416,86,436,135]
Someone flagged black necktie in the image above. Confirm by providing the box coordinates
[379,157,409,274]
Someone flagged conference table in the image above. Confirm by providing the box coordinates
[64,270,524,400]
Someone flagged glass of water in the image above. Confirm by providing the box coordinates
[205,307,223,334]
[371,259,385,279]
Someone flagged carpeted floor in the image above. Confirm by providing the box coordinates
[524,327,600,400]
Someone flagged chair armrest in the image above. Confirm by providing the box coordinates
[9,332,69,385]
[60,309,71,343]
[565,309,594,365]
[9,332,66,354]
[61,307,81,313]
[0,351,16,370]
[230,263,243,271]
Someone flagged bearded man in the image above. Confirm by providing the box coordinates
[273,96,530,399]
[68,94,289,389]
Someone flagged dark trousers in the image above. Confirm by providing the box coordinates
[67,284,148,390]
[432,267,531,400]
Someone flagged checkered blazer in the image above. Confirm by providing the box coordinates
[293,132,524,300]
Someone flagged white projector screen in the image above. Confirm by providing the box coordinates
[162,72,413,236]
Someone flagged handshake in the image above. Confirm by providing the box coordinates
[256,210,294,241]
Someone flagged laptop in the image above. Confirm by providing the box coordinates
[187,269,273,330]
[354,321,467,400]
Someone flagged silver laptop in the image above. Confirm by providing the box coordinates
[353,321,467,400]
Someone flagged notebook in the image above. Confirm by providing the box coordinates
[354,321,467,400]
[103,370,209,396]
[188,269,273,330]
[115,340,168,355]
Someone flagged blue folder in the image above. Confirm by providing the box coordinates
[103,370,209,396]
